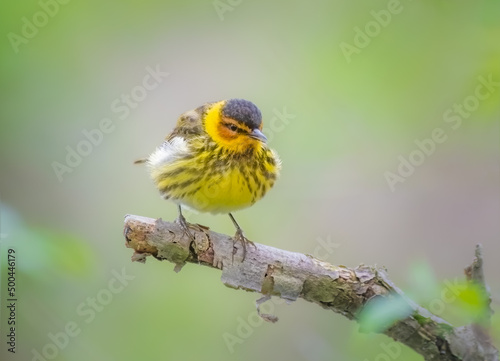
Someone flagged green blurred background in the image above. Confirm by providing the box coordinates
[1,0,499,360]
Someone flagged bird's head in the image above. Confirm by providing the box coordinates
[203,99,267,153]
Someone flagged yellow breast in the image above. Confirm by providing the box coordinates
[148,138,280,214]
[183,167,260,213]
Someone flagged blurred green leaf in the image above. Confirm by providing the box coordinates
[447,281,491,324]
[32,227,94,277]
[1,203,94,278]
[405,262,492,326]
[406,260,440,303]
[358,295,413,333]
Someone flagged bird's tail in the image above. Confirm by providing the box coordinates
[134,158,147,165]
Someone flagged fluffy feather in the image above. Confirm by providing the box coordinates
[147,137,189,169]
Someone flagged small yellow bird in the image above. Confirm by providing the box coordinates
[138,99,281,260]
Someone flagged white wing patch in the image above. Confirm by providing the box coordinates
[147,137,189,168]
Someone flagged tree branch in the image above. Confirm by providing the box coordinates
[123,214,498,361]
[460,244,498,360]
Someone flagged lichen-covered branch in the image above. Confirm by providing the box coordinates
[123,214,498,361]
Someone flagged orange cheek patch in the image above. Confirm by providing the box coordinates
[214,118,260,152]
[217,124,238,141]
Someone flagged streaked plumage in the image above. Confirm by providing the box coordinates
[142,99,281,260]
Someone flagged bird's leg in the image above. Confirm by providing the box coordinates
[228,213,256,262]
[176,205,195,241]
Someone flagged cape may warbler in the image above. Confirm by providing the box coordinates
[138,99,281,260]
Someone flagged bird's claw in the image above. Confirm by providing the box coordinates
[232,228,255,263]
[176,213,195,241]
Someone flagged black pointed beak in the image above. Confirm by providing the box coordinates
[249,129,267,142]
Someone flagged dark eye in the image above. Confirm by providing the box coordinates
[228,124,238,132]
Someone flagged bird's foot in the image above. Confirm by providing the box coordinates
[232,228,256,263]
[175,213,195,241]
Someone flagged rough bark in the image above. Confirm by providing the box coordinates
[123,214,498,361]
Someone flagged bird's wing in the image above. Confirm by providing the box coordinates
[136,102,215,165]
[166,104,208,141]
